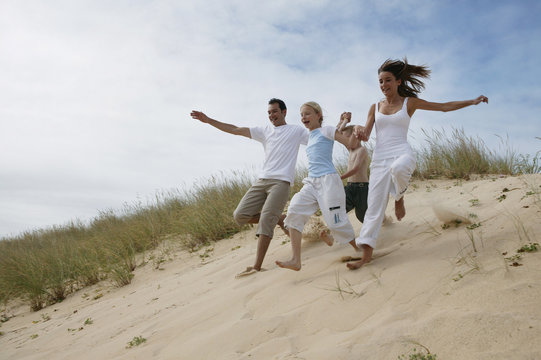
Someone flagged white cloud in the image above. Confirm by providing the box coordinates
[1,0,539,237]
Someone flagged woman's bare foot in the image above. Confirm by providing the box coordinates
[395,197,406,221]
[320,230,334,246]
[277,214,289,236]
[275,259,301,271]
[346,245,373,270]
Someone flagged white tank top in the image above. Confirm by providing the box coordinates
[372,97,413,161]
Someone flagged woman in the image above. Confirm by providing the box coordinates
[276,101,359,271]
[348,58,488,270]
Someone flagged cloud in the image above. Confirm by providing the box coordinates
[1,0,539,237]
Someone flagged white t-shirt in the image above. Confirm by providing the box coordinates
[250,124,309,184]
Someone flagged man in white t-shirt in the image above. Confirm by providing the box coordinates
[190,98,308,277]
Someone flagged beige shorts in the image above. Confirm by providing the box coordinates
[233,179,290,238]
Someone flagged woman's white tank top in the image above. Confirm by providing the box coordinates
[372,97,413,161]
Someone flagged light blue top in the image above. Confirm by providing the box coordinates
[306,126,336,178]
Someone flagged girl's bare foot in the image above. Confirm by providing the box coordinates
[346,244,373,270]
[395,197,406,221]
[277,214,289,236]
[320,230,334,246]
[275,259,301,271]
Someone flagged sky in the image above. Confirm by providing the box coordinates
[1,0,540,238]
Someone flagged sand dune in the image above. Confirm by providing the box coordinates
[1,175,540,359]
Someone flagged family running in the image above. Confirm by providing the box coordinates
[190,58,488,277]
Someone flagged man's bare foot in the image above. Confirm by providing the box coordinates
[346,245,373,270]
[348,239,360,251]
[395,197,406,221]
[320,230,334,246]
[275,259,301,271]
[277,214,289,236]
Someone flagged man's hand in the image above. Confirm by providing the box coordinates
[190,110,210,123]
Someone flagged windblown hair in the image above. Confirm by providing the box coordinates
[301,101,323,124]
[269,98,287,111]
[378,57,431,98]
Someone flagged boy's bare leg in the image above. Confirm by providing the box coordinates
[395,196,406,221]
[346,244,373,270]
[320,230,334,246]
[276,229,302,271]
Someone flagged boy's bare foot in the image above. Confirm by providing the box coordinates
[320,230,334,246]
[395,197,406,221]
[346,245,373,270]
[277,214,289,236]
[275,259,301,271]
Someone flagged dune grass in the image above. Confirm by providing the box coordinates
[414,128,540,179]
[0,129,539,311]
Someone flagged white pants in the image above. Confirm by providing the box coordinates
[285,173,355,245]
[355,153,416,249]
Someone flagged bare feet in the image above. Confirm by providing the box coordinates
[275,259,301,271]
[395,197,406,221]
[277,214,289,236]
[348,239,360,251]
[235,266,258,278]
[346,245,373,270]
[320,230,334,246]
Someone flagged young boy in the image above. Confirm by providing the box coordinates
[339,125,370,223]
[336,114,393,228]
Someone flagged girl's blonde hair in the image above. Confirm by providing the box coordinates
[301,101,323,124]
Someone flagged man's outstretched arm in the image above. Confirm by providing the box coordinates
[190,110,251,138]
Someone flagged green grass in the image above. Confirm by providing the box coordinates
[0,128,539,311]
[413,128,539,179]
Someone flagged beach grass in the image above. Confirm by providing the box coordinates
[0,128,539,311]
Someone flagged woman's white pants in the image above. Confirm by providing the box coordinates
[355,153,416,249]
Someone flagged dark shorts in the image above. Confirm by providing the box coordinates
[344,182,369,223]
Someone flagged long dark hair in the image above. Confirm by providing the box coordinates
[378,58,431,98]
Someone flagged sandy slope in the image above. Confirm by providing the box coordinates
[1,175,540,360]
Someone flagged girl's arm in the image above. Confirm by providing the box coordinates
[407,95,488,117]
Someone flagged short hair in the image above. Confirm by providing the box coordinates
[269,98,286,111]
[301,101,323,124]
